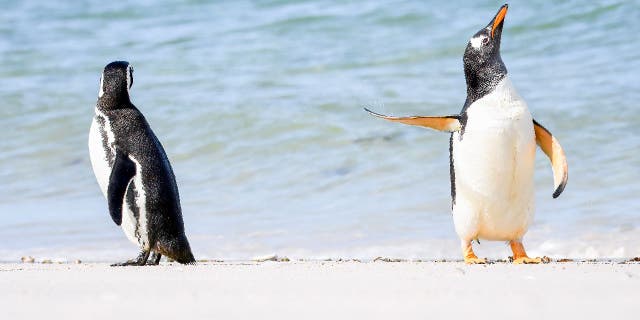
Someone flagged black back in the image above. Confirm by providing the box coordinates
[98,61,194,263]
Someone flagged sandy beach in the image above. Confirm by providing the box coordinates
[1,260,637,320]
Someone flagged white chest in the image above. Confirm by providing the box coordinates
[88,110,115,197]
[451,77,537,241]
[88,110,149,248]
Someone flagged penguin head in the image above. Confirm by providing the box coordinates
[98,61,133,101]
[462,4,509,98]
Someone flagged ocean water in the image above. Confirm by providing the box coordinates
[1,1,639,262]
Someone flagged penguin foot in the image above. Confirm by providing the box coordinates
[464,256,487,264]
[111,250,151,267]
[509,240,540,264]
[461,240,486,264]
[111,260,144,267]
[511,256,542,264]
[146,252,162,266]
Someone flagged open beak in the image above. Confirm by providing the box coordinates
[490,4,508,39]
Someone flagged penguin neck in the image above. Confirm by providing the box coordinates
[463,58,507,108]
[97,91,132,112]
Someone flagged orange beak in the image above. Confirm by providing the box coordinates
[491,5,508,38]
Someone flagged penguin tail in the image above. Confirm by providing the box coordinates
[156,236,196,264]
[174,251,196,265]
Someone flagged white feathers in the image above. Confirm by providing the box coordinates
[98,75,104,98]
[89,108,149,249]
[120,156,149,249]
[130,156,149,249]
[452,76,536,242]
[88,109,114,195]
[470,35,487,49]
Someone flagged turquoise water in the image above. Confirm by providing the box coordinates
[1,1,639,261]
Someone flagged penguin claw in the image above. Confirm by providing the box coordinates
[464,257,487,264]
[511,256,542,264]
[110,260,145,267]
[111,251,151,267]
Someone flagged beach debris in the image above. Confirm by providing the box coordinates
[41,259,53,264]
[21,256,35,263]
[556,258,573,263]
[373,257,405,262]
[74,259,82,264]
[196,259,224,263]
[252,254,290,262]
[541,256,552,264]
[253,254,278,262]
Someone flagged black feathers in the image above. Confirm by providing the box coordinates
[107,150,136,226]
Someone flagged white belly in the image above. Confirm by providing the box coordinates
[451,77,536,241]
[88,111,148,248]
[88,116,112,196]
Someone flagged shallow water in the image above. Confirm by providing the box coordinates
[1,1,639,262]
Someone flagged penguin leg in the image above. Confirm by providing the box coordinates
[509,240,541,264]
[146,252,162,265]
[461,240,486,264]
[111,250,151,267]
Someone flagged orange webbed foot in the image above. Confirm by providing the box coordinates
[509,241,541,264]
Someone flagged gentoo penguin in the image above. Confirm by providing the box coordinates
[89,61,195,266]
[366,4,568,264]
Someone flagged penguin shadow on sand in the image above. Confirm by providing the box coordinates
[365,4,568,264]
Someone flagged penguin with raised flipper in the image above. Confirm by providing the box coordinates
[89,61,195,266]
[366,4,568,264]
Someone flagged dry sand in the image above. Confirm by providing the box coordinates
[1,260,637,320]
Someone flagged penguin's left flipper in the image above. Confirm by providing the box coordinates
[364,108,461,132]
[107,150,136,226]
[533,119,568,198]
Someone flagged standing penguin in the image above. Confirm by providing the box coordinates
[89,61,195,266]
[366,4,568,264]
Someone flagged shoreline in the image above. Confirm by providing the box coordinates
[6,255,640,265]
[2,261,638,319]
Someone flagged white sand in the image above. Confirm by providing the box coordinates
[1,261,637,320]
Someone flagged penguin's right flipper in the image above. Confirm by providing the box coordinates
[364,108,461,132]
[533,119,568,198]
[107,150,136,226]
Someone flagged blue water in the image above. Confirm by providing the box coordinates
[1,1,639,262]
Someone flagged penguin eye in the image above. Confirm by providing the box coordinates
[482,37,489,46]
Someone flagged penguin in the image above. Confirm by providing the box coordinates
[88,61,195,266]
[365,4,568,264]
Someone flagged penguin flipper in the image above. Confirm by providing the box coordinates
[107,150,136,225]
[364,108,461,132]
[533,119,568,198]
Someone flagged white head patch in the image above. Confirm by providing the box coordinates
[470,35,487,49]
[98,74,104,98]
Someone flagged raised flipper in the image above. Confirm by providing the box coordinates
[107,150,136,225]
[533,119,568,198]
[364,108,461,132]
